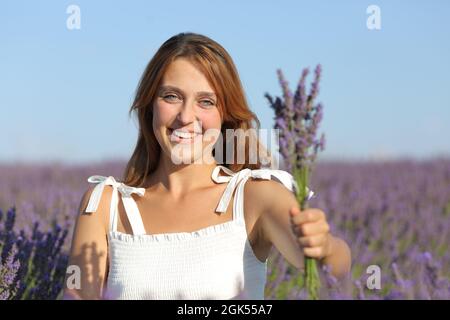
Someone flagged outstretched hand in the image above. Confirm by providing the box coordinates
[289,207,333,260]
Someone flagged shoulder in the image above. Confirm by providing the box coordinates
[79,183,114,213]
[65,179,114,299]
[244,176,298,214]
[76,182,115,234]
[243,173,299,245]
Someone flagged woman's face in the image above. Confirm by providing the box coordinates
[152,58,222,165]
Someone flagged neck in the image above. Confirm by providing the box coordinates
[147,154,220,200]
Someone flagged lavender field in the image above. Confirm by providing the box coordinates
[1,158,449,299]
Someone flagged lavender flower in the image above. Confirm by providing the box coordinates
[0,207,69,299]
[266,64,326,299]
[0,245,20,300]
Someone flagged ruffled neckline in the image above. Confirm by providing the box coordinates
[108,219,241,243]
[107,219,268,264]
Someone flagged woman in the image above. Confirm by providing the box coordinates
[63,32,351,300]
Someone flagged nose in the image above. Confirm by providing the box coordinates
[176,99,197,125]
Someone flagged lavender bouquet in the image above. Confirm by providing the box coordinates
[265,65,326,300]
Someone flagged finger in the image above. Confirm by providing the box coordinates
[303,246,326,259]
[289,207,301,233]
[298,234,327,248]
[290,220,300,236]
[291,209,325,225]
[296,221,330,237]
[289,206,301,217]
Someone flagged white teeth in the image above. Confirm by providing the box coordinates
[172,130,199,139]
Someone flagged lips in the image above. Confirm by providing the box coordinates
[168,128,202,143]
[168,128,202,134]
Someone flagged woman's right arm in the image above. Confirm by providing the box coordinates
[62,185,113,300]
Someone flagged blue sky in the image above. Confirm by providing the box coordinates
[1,0,449,164]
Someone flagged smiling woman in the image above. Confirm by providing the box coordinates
[62,32,349,300]
[123,32,270,179]
[150,57,223,164]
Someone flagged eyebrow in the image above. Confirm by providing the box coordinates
[159,85,216,98]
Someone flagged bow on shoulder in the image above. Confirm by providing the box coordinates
[85,175,146,213]
[211,165,315,214]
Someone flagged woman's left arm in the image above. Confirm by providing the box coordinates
[256,180,352,280]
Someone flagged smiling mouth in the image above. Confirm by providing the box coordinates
[168,128,202,143]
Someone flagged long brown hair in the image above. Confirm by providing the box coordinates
[122,32,273,187]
